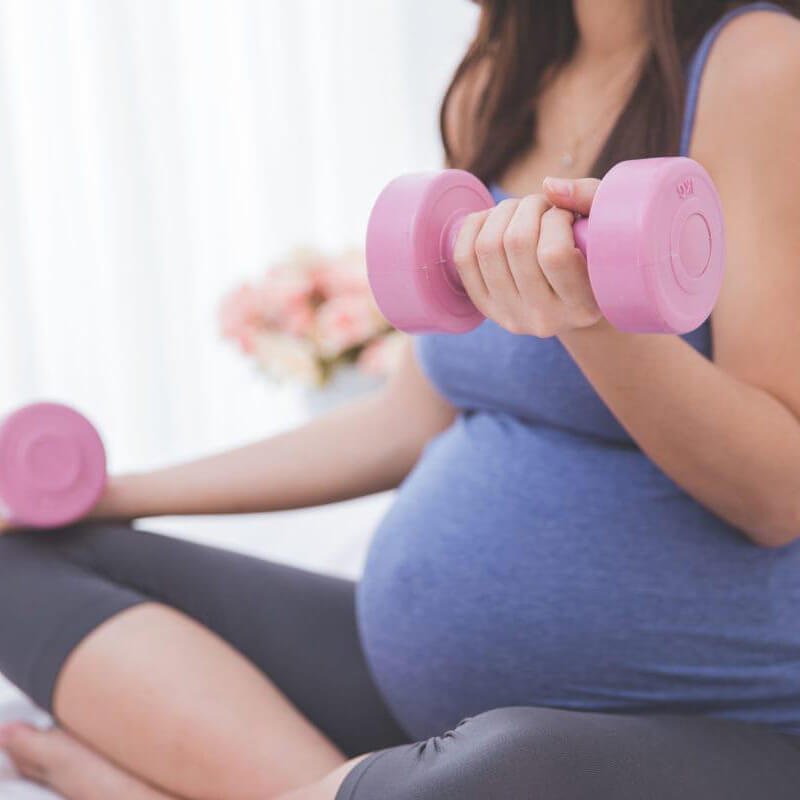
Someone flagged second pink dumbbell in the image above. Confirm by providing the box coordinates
[0,403,107,528]
[366,156,725,334]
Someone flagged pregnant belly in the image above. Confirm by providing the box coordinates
[356,413,800,739]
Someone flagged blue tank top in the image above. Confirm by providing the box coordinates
[358,3,800,741]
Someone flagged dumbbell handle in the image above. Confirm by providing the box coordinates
[441,211,589,292]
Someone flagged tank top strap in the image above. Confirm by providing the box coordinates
[680,2,793,155]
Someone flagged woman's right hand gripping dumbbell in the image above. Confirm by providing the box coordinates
[366,157,724,336]
[447,182,607,339]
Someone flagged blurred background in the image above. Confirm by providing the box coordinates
[0,6,480,789]
[0,0,478,473]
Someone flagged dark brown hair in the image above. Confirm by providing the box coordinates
[441,1,800,183]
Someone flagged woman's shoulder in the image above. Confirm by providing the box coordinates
[691,8,800,160]
[697,8,800,118]
[691,8,800,421]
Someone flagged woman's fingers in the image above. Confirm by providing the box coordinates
[472,198,522,297]
[537,206,601,326]
[541,175,604,329]
[542,176,601,216]
[0,517,23,536]
[453,199,528,322]
[453,185,602,336]
[503,194,556,303]
[452,209,491,314]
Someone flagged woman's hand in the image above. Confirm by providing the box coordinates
[453,177,603,337]
[0,479,122,535]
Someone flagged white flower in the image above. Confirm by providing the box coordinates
[252,331,323,386]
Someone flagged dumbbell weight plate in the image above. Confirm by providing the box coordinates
[587,157,724,333]
[367,170,493,333]
[0,403,107,528]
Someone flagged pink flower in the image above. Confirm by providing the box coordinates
[252,331,323,386]
[358,331,407,376]
[311,250,371,299]
[282,302,315,337]
[256,268,315,328]
[315,294,386,358]
[219,284,264,353]
[220,246,395,386]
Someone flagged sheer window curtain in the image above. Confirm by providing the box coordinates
[0,0,477,472]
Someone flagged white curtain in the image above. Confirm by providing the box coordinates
[0,0,477,471]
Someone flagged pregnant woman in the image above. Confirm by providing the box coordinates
[2,1,800,798]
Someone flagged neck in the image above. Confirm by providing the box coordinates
[572,0,647,62]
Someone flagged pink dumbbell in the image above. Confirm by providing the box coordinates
[366,156,725,334]
[0,403,107,528]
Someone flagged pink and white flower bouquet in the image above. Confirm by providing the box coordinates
[219,248,405,387]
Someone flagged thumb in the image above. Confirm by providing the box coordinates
[542,176,601,216]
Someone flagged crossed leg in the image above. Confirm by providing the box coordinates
[0,522,407,799]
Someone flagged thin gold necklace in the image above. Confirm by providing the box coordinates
[556,60,642,169]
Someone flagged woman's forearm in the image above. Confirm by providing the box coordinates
[95,384,438,520]
[560,321,800,547]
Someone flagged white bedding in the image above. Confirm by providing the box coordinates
[0,495,386,798]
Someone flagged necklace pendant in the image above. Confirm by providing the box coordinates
[560,152,575,168]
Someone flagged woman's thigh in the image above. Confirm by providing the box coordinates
[0,521,408,757]
[337,706,800,799]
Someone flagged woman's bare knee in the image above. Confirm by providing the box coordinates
[53,602,344,799]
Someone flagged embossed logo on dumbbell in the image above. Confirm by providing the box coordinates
[676,177,694,199]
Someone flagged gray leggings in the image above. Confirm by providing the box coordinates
[0,522,799,799]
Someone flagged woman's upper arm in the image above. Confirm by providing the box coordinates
[382,339,456,445]
[692,11,800,417]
